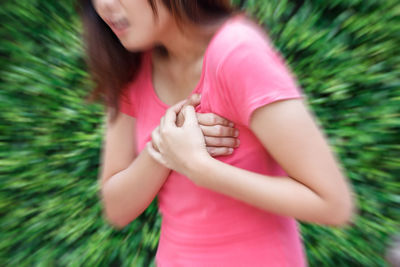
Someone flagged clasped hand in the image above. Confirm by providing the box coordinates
[146,94,240,179]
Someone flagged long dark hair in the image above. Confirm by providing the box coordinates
[76,0,243,123]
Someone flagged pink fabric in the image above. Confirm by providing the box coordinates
[119,14,307,267]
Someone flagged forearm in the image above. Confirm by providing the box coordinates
[188,157,352,226]
[101,147,170,228]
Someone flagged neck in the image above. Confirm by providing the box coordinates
[155,18,225,65]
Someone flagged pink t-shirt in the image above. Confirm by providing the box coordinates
[119,14,308,267]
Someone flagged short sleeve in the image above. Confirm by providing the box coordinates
[217,39,304,127]
[118,87,137,117]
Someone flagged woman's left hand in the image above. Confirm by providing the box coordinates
[146,102,211,179]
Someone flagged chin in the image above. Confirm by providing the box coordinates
[119,36,154,52]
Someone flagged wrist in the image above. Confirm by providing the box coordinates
[183,152,214,186]
[144,142,170,171]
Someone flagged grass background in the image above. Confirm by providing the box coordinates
[1,0,399,266]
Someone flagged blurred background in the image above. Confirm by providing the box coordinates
[0,0,399,266]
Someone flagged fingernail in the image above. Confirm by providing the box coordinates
[229,122,234,127]
[228,148,234,154]
[235,139,240,147]
[234,129,239,137]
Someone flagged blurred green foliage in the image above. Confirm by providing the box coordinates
[0,0,399,266]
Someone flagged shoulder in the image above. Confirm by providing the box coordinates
[207,15,277,69]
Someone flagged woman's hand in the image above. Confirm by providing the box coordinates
[146,103,210,179]
[176,94,240,157]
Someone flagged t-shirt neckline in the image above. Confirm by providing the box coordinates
[145,13,245,109]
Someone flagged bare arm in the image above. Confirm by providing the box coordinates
[99,96,239,229]
[193,99,356,226]
[148,100,357,226]
[99,110,170,229]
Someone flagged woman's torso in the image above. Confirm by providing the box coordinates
[125,14,307,267]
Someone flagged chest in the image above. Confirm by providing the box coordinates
[151,54,204,106]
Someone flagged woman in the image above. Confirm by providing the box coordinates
[78,0,356,266]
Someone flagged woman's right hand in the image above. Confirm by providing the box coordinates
[176,94,240,157]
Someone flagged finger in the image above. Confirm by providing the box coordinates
[164,100,186,127]
[186,93,201,107]
[151,139,159,152]
[171,99,188,113]
[176,109,185,127]
[176,95,201,127]
[206,146,234,157]
[197,113,234,127]
[165,109,177,127]
[200,125,239,137]
[151,126,162,150]
[160,116,165,128]
[182,105,199,127]
[204,136,240,148]
[146,142,168,166]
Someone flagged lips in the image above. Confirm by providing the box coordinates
[105,17,130,35]
[110,18,129,29]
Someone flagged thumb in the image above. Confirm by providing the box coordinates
[171,99,188,113]
[182,105,199,127]
[165,99,187,127]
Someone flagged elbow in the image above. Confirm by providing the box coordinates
[325,191,358,227]
[319,173,358,227]
[101,197,136,230]
[100,186,133,230]
[103,209,129,230]
[328,203,357,227]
